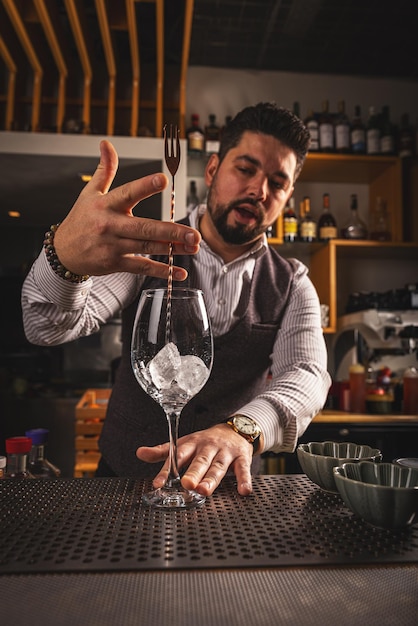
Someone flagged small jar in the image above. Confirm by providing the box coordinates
[366,387,394,414]
[403,367,418,415]
[349,363,366,413]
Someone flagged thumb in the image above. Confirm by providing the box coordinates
[136,443,169,462]
[89,139,119,195]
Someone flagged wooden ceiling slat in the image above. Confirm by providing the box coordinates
[126,0,140,136]
[64,0,92,131]
[0,36,17,130]
[95,0,116,136]
[179,0,194,138]
[33,0,68,133]
[155,0,164,137]
[2,0,43,132]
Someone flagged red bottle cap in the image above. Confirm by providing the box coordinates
[6,437,32,454]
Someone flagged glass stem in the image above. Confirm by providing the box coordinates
[165,410,181,487]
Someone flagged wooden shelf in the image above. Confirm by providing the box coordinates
[314,410,418,425]
[299,153,400,184]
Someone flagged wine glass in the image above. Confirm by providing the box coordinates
[131,288,213,508]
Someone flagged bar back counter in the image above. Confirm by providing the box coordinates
[1,475,417,625]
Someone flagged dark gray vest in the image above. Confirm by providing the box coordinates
[99,236,294,477]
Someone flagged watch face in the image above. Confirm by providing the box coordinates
[234,415,257,435]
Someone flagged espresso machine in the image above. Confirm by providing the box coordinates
[333,286,418,383]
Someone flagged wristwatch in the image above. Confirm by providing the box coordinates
[226,415,262,454]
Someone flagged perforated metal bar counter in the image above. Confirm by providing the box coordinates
[1,475,417,625]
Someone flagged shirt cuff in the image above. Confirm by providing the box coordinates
[33,248,92,309]
[234,398,286,453]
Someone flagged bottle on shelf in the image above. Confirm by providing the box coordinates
[341,193,368,239]
[25,428,61,479]
[293,101,301,118]
[204,114,221,156]
[299,196,317,242]
[398,113,414,158]
[334,100,350,153]
[380,105,396,155]
[318,100,334,152]
[318,193,338,241]
[366,106,381,155]
[187,180,200,214]
[283,196,298,242]
[350,105,366,154]
[4,437,35,479]
[266,223,277,239]
[304,109,319,152]
[369,196,391,241]
[349,363,366,413]
[186,114,205,158]
[403,367,418,415]
[220,115,232,138]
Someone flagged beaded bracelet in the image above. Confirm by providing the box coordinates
[43,223,90,284]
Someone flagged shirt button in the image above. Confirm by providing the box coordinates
[218,298,226,306]
[221,266,228,274]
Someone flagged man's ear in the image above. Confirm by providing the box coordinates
[205,153,219,186]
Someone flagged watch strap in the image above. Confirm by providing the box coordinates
[226,415,261,454]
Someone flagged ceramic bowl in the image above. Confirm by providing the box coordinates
[333,461,418,529]
[297,441,382,493]
[393,458,418,470]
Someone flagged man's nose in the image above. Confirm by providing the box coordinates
[247,175,268,201]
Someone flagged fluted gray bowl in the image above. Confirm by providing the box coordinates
[297,441,382,493]
[333,461,418,529]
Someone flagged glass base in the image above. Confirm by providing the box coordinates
[142,483,206,509]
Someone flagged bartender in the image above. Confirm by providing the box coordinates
[22,102,331,496]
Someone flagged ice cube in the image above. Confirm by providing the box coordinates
[149,342,181,389]
[176,355,210,396]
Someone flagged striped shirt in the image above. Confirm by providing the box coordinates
[21,205,331,453]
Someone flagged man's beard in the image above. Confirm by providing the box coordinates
[207,187,267,245]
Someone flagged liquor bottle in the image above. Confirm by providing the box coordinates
[398,113,414,158]
[318,100,334,152]
[4,437,35,479]
[221,115,232,138]
[283,197,298,242]
[293,101,301,118]
[266,223,277,239]
[366,106,381,155]
[187,180,200,214]
[299,196,317,242]
[318,193,338,241]
[334,100,350,153]
[369,197,391,241]
[304,109,319,152]
[25,428,61,479]
[380,105,396,155]
[204,114,221,156]
[341,194,368,239]
[350,105,366,154]
[186,114,205,158]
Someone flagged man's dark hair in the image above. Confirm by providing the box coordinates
[218,102,310,179]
